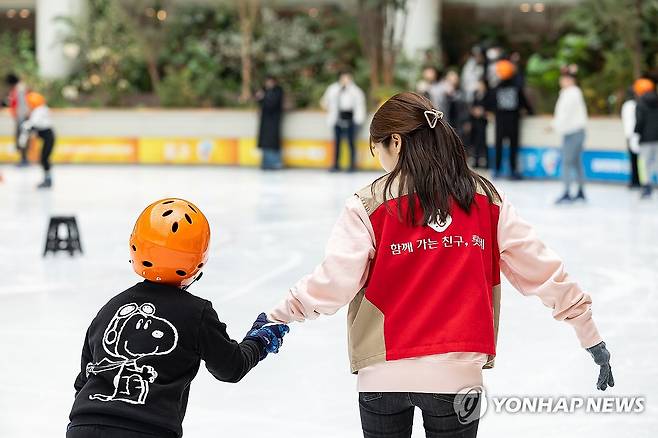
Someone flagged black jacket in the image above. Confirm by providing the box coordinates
[635,92,658,143]
[68,281,264,437]
[485,79,533,117]
[257,85,284,150]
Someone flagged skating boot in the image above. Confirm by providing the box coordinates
[37,175,52,189]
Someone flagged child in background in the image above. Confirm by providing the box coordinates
[67,198,289,438]
[269,92,612,438]
[18,92,55,188]
[634,78,658,199]
[486,59,534,180]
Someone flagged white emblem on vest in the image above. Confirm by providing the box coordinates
[427,214,452,233]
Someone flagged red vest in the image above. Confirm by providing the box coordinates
[366,193,500,360]
[347,181,502,373]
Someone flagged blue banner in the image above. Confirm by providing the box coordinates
[490,146,633,182]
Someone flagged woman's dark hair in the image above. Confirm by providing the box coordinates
[5,73,19,86]
[369,92,499,226]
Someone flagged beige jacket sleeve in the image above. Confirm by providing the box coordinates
[268,196,376,323]
[498,194,603,348]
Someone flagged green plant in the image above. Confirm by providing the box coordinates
[526,34,594,113]
[0,31,38,83]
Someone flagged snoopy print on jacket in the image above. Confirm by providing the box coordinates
[86,303,178,405]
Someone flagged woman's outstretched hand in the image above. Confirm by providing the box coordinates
[245,313,290,357]
[586,341,614,391]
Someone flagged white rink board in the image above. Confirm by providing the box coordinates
[0,165,656,438]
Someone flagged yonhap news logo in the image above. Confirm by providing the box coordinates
[454,386,646,424]
[454,386,488,424]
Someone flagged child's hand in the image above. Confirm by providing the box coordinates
[245,313,290,357]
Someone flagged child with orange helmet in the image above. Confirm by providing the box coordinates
[633,78,658,198]
[18,91,55,188]
[67,198,289,438]
[485,59,534,180]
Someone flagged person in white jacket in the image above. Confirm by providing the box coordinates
[621,88,641,188]
[320,71,366,172]
[552,71,588,204]
[18,92,55,189]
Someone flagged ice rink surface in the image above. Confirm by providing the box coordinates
[0,164,656,438]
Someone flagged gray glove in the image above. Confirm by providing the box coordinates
[586,341,614,391]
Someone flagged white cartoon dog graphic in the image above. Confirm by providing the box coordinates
[86,303,178,405]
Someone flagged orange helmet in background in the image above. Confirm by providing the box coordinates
[633,78,655,97]
[129,198,210,287]
[26,92,46,109]
[495,60,516,81]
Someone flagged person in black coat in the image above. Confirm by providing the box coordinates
[256,75,284,170]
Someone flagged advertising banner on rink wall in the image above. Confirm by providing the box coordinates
[518,147,631,182]
[137,137,239,165]
[0,136,137,163]
[0,135,633,182]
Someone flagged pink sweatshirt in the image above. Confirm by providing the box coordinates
[268,194,602,393]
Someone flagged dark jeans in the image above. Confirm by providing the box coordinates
[333,122,356,170]
[359,392,480,438]
[261,148,282,170]
[37,128,55,172]
[469,117,488,168]
[66,425,169,438]
[628,142,640,187]
[494,114,520,174]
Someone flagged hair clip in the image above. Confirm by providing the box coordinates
[424,109,443,129]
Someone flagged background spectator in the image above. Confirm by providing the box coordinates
[469,79,489,169]
[634,78,658,199]
[461,46,485,104]
[320,71,366,172]
[416,66,439,101]
[621,87,641,188]
[256,75,284,170]
[552,68,588,204]
[4,73,29,166]
[486,59,534,179]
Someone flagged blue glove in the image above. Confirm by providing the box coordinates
[245,313,290,357]
[587,341,614,391]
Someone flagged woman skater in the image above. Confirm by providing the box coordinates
[269,92,613,438]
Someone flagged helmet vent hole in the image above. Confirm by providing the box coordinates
[172,222,179,233]
[162,210,173,217]
[162,200,174,205]
[188,204,197,213]
[142,261,153,267]
[184,213,192,224]
[131,245,136,251]
[176,270,186,276]
[197,263,204,268]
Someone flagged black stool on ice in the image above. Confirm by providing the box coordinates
[44,216,83,256]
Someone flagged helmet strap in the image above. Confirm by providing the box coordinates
[182,271,203,291]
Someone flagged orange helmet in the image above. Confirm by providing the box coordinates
[26,92,46,109]
[129,198,210,287]
[633,78,655,97]
[495,60,516,81]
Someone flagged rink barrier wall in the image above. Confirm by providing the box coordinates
[0,109,632,181]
